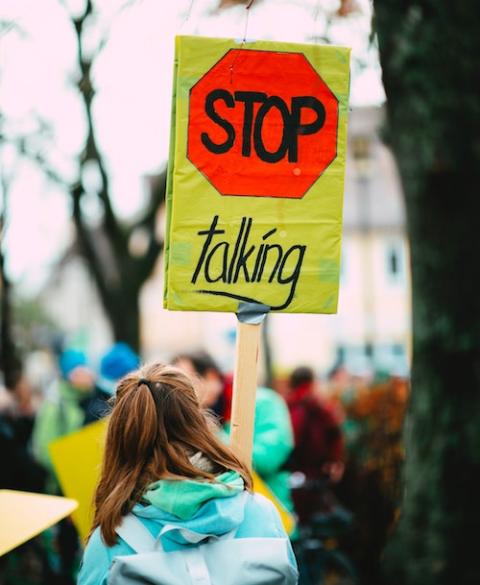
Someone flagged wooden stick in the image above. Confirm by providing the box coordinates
[230,320,262,468]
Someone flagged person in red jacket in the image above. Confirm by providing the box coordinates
[286,366,345,524]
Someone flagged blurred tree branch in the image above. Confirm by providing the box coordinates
[58,0,166,350]
[2,2,166,353]
[0,152,22,388]
[2,0,166,353]
[0,21,25,387]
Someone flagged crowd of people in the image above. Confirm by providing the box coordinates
[0,343,408,585]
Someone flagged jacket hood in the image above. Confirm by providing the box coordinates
[132,471,246,551]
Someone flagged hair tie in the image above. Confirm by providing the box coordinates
[138,378,168,400]
[138,378,153,392]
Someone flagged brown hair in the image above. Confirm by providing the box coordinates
[92,362,252,546]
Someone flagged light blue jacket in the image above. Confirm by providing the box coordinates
[78,488,297,585]
[223,387,294,513]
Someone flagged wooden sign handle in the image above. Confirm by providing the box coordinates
[229,320,262,468]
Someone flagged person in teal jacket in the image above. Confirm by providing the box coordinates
[78,363,297,585]
[173,352,295,515]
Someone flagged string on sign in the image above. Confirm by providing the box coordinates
[179,0,195,31]
[243,0,256,43]
[230,0,256,84]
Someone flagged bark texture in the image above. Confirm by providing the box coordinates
[374,3,480,584]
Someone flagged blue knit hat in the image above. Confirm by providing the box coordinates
[59,349,88,379]
[98,342,140,395]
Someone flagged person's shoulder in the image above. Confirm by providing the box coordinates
[309,395,341,423]
[255,387,290,423]
[85,522,140,554]
[256,387,286,406]
[247,491,278,514]
[257,386,276,399]
[78,527,112,585]
[241,492,285,536]
[82,526,109,558]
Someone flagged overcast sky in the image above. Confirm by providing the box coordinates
[0,0,383,292]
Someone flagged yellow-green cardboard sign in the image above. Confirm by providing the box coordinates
[165,35,350,313]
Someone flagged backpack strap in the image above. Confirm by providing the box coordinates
[157,523,238,545]
[183,548,212,585]
[115,514,156,553]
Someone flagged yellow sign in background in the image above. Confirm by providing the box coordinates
[165,35,350,314]
[49,420,106,542]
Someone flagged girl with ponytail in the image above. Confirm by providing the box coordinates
[78,363,298,585]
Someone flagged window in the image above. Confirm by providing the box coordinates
[385,241,404,284]
[373,344,409,377]
[392,343,404,356]
[389,249,399,275]
[351,135,373,179]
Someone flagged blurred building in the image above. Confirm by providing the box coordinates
[327,106,410,375]
[39,245,113,360]
[40,106,410,378]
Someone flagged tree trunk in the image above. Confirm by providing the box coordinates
[374,2,480,584]
[66,4,164,354]
[106,288,141,353]
[0,243,20,388]
[384,166,480,585]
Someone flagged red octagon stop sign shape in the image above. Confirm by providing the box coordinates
[188,49,339,199]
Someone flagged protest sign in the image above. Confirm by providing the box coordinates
[49,420,106,542]
[164,35,350,315]
[0,490,77,556]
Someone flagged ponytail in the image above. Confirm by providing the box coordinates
[92,382,160,544]
[91,363,252,546]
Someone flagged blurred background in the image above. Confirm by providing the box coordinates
[3,1,459,585]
